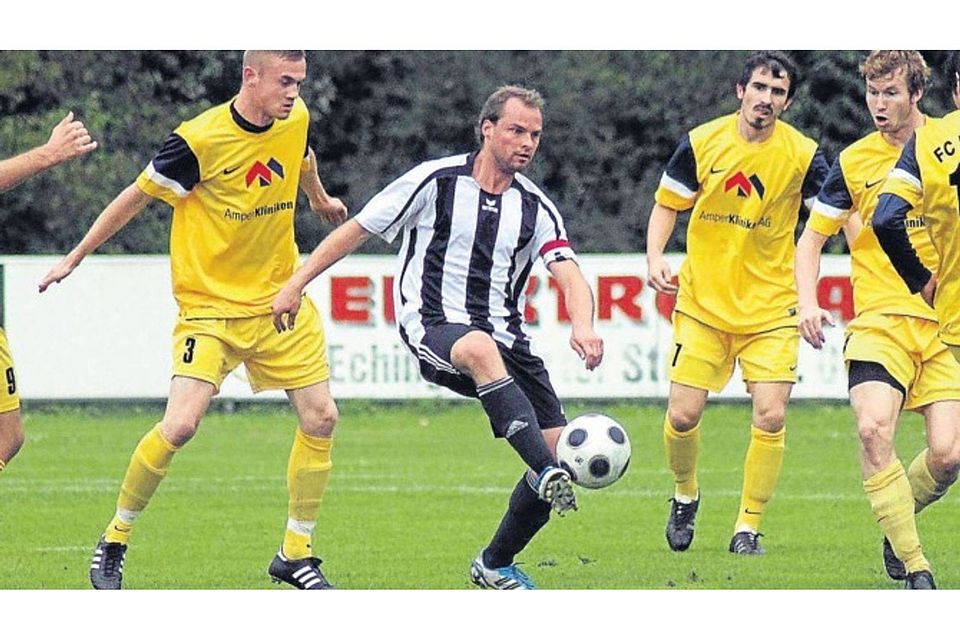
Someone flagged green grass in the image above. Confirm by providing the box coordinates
[0,400,954,589]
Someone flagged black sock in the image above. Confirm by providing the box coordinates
[484,472,551,569]
[477,377,554,474]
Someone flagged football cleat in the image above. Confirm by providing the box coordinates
[882,537,907,581]
[729,531,765,556]
[905,570,936,590]
[268,551,334,590]
[90,536,127,590]
[469,553,535,590]
[665,496,699,552]
[535,466,577,515]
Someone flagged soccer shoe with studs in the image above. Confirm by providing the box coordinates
[665,496,699,551]
[729,531,765,556]
[268,551,334,590]
[90,536,127,590]
[905,570,936,590]
[469,553,535,590]
[535,466,577,515]
[882,537,907,581]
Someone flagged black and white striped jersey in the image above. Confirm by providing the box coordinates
[354,152,577,352]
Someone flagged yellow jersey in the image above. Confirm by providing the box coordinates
[877,110,960,347]
[655,113,827,334]
[809,127,938,321]
[136,97,310,318]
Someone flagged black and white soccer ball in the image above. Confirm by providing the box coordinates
[556,413,631,489]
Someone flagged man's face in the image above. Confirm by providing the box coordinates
[736,66,792,131]
[866,67,919,136]
[247,55,307,121]
[481,98,543,174]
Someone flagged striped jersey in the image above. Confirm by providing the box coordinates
[809,126,938,321]
[876,110,960,347]
[136,97,311,318]
[354,153,577,352]
[655,113,827,334]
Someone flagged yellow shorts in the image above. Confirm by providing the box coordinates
[0,328,20,413]
[844,314,960,410]
[172,296,330,393]
[669,312,798,393]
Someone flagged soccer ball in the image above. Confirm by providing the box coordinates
[556,413,631,489]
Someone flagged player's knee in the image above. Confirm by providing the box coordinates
[299,398,339,438]
[161,416,201,447]
[752,406,786,432]
[0,417,25,462]
[667,406,702,432]
[856,415,893,449]
[451,332,502,379]
[928,445,960,478]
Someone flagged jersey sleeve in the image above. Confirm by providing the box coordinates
[801,147,830,211]
[654,134,699,211]
[135,133,201,207]
[353,164,436,244]
[808,157,853,237]
[533,201,577,266]
[880,135,924,208]
[874,136,931,293]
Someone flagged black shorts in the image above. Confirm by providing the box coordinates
[848,360,906,396]
[409,322,566,431]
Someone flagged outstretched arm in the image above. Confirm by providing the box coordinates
[0,112,97,193]
[548,259,603,370]
[38,184,152,292]
[300,147,347,225]
[272,219,373,332]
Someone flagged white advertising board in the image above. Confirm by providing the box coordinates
[0,254,854,400]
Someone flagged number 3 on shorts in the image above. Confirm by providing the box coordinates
[183,337,197,364]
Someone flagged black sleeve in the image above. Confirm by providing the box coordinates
[151,133,200,193]
[874,192,931,294]
[813,156,853,212]
[662,134,699,194]
[802,147,830,203]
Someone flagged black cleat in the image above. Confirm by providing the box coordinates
[268,551,335,590]
[90,536,127,590]
[729,531,765,556]
[882,537,907,581]
[905,570,936,590]
[665,496,699,551]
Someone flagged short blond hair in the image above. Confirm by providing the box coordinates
[242,50,306,69]
[860,50,930,96]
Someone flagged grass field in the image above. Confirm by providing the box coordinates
[0,399,956,590]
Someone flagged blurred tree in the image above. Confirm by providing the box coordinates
[2,50,956,256]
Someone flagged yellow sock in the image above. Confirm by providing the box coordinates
[282,429,333,560]
[735,425,785,532]
[864,460,929,574]
[104,424,179,544]
[663,415,700,500]
[907,449,952,514]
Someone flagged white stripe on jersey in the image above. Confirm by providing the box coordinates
[811,198,847,220]
[143,161,190,198]
[889,167,922,190]
[659,173,696,200]
[358,153,573,353]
